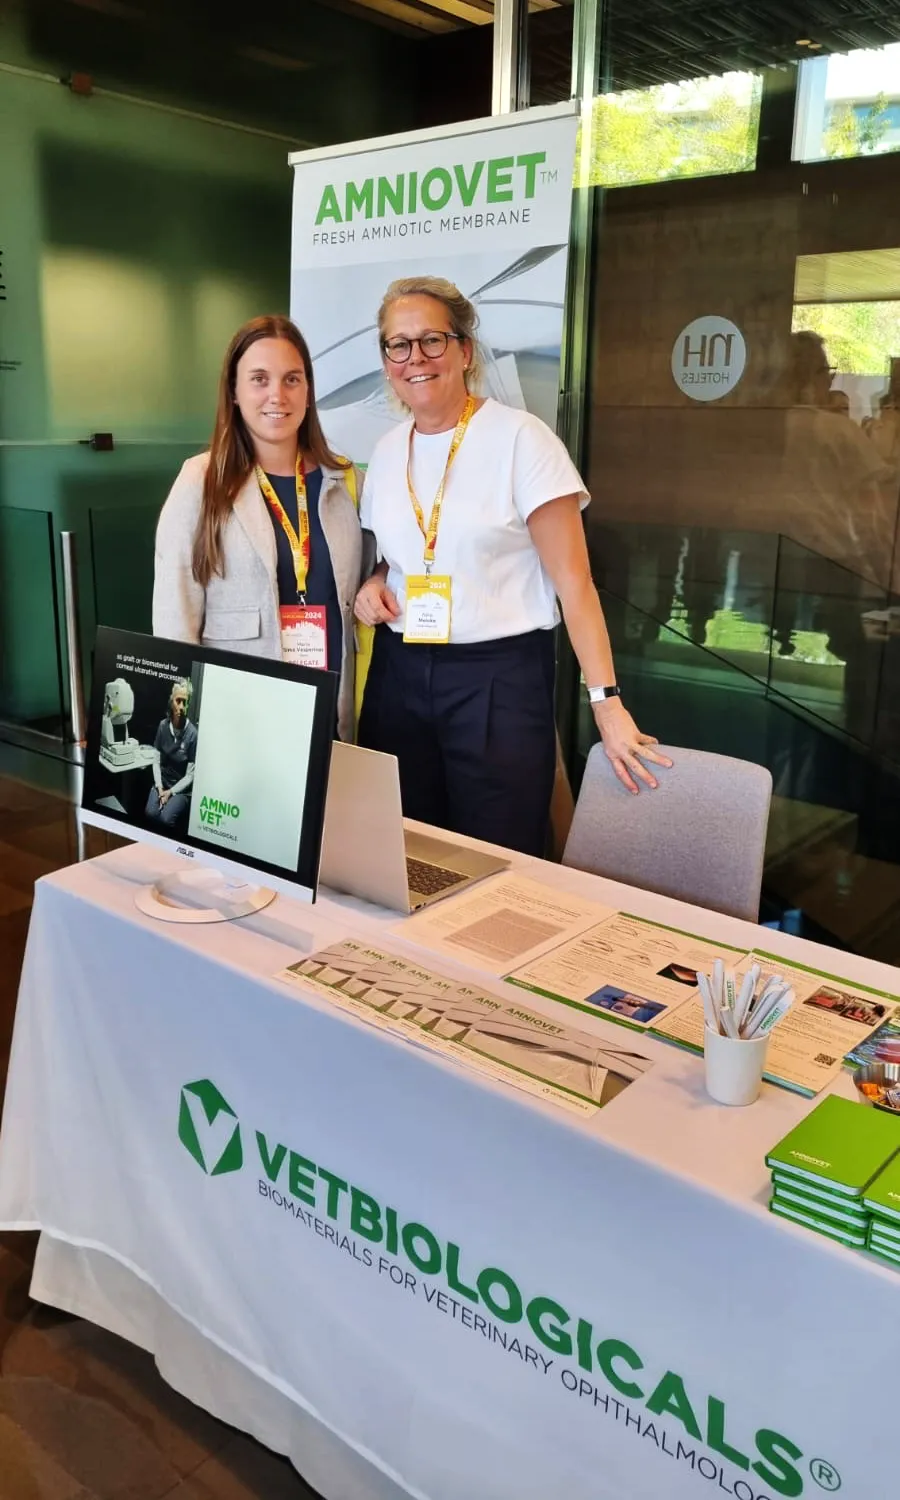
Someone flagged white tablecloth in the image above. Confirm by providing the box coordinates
[1,838,898,1500]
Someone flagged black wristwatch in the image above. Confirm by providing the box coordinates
[587,684,622,704]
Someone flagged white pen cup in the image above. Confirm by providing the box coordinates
[704,1025,770,1107]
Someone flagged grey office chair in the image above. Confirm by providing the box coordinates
[562,744,772,922]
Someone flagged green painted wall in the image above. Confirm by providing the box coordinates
[0,2,413,728]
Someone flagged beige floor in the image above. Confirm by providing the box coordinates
[0,771,321,1500]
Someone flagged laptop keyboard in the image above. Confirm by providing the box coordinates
[406,856,464,897]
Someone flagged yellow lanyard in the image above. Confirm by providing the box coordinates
[406,395,476,573]
[256,457,310,600]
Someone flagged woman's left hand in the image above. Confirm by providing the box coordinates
[593,699,672,794]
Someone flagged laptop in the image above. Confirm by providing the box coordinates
[319,742,509,912]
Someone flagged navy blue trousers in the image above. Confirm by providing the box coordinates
[358,626,557,857]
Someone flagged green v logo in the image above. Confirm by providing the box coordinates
[178,1080,243,1176]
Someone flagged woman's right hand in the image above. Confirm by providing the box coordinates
[355,576,401,626]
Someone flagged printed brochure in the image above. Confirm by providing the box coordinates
[654,953,900,1096]
[506,913,740,1031]
[278,938,654,1117]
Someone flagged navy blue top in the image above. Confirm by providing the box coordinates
[152,716,199,791]
[264,468,342,673]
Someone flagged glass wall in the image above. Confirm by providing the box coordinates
[571,10,900,961]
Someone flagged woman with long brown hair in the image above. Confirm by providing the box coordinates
[153,315,364,740]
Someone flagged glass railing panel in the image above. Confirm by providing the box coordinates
[769,535,889,750]
[573,586,769,773]
[0,506,66,738]
[872,612,900,765]
[589,521,781,688]
[90,502,160,636]
[0,441,196,702]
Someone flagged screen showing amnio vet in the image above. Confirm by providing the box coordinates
[81,627,337,899]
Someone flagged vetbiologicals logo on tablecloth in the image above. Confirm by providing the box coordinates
[178,1079,243,1176]
[176,1080,842,1498]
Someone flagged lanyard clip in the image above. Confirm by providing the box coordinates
[424,561,433,578]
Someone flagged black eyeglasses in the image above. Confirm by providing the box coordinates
[381,331,464,364]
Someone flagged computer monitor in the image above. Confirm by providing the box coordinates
[81,626,337,919]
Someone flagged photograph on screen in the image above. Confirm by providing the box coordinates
[84,638,202,837]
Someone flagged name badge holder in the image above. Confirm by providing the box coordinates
[404,571,452,645]
[257,460,330,671]
[402,395,475,646]
[280,604,329,670]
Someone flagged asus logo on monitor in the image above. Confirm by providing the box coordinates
[176,846,195,858]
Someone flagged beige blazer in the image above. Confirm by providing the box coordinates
[152,452,365,741]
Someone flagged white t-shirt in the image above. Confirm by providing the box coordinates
[360,398,589,644]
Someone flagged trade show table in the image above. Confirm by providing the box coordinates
[0,836,897,1500]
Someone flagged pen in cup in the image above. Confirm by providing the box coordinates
[699,963,793,1042]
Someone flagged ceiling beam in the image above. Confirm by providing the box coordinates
[306,0,452,34]
[343,0,486,29]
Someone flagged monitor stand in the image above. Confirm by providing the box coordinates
[134,866,277,924]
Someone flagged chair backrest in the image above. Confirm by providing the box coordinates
[562,745,772,923]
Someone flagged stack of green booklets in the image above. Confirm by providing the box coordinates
[765,1095,900,1249]
[863,1154,900,1265]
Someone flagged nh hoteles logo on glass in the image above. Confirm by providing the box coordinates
[671,315,747,402]
[178,1079,243,1176]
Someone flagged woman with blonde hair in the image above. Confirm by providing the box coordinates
[153,315,364,740]
[355,275,667,856]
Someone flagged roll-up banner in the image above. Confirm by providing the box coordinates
[288,102,579,465]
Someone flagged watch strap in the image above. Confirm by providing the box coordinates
[587,684,622,704]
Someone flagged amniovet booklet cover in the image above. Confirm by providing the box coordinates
[867,1215,900,1247]
[770,1170,870,1219]
[765,1095,900,1197]
[771,1181,870,1231]
[863,1152,900,1224]
[769,1197,868,1248]
[868,1218,900,1263]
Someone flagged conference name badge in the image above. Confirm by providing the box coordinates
[403,576,452,644]
[280,604,328,670]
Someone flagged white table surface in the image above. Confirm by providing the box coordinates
[0,833,897,1500]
